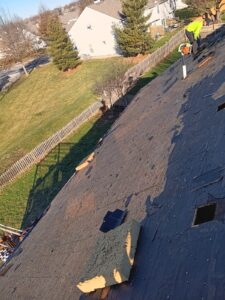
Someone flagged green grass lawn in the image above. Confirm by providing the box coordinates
[150,28,182,52]
[0,112,116,229]
[175,7,198,23]
[0,58,127,174]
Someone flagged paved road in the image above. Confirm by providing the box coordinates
[0,56,50,91]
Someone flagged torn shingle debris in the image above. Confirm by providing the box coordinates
[77,220,140,293]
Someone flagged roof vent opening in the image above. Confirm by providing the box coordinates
[193,203,216,226]
[217,103,225,111]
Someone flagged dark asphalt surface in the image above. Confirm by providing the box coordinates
[0,56,50,91]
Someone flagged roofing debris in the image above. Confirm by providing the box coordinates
[77,220,140,293]
[76,152,95,172]
[0,224,28,264]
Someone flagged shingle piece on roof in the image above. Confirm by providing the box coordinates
[77,219,140,293]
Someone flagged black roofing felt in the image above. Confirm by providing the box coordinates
[1,27,225,300]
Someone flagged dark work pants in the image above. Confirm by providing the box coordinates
[185,30,200,56]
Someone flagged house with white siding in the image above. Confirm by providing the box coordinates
[69,0,185,58]
[176,0,188,9]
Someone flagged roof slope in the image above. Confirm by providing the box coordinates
[89,0,167,19]
[89,0,123,19]
[60,10,80,32]
[1,28,225,300]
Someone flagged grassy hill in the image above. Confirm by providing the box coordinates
[0,58,126,174]
[0,113,114,229]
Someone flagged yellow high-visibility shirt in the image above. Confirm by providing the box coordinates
[186,20,204,40]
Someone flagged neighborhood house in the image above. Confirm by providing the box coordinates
[69,0,187,58]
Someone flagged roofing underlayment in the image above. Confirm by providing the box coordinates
[1,27,225,299]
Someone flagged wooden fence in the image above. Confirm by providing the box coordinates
[123,29,185,91]
[0,102,102,188]
[0,29,186,189]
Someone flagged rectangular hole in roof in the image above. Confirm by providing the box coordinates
[193,203,216,226]
[217,103,225,111]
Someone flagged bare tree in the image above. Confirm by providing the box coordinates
[93,61,130,107]
[0,11,35,75]
[78,0,93,13]
[38,5,56,42]
[64,2,79,11]
[185,0,217,13]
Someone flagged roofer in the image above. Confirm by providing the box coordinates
[185,15,205,57]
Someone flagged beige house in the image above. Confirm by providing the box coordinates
[69,0,177,58]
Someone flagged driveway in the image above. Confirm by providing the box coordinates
[0,56,50,91]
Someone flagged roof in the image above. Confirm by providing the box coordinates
[89,0,123,19]
[60,10,80,32]
[89,0,166,19]
[1,27,225,299]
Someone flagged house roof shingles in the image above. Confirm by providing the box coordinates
[89,0,123,19]
[1,27,225,299]
[60,10,80,32]
[89,0,167,19]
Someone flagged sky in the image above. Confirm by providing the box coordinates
[0,0,78,19]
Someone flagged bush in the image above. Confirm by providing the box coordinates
[221,13,225,22]
[93,60,130,106]
[175,8,199,22]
